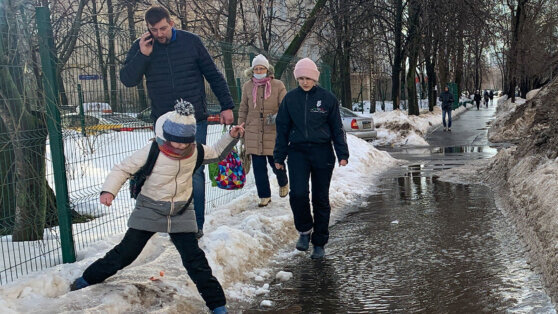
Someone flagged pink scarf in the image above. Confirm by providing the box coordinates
[251,77,272,108]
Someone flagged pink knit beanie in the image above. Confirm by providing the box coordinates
[294,58,320,81]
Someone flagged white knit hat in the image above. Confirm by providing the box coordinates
[251,54,270,69]
[155,99,197,143]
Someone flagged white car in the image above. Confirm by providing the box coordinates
[339,107,377,140]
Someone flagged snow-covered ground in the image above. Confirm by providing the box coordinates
[0,103,467,312]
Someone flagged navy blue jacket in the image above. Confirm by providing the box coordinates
[274,86,349,165]
[120,29,234,122]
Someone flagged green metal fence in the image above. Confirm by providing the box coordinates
[0,6,332,285]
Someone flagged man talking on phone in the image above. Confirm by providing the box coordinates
[120,6,235,240]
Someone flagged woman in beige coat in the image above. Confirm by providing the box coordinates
[238,54,288,207]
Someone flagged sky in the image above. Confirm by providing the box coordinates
[0,101,487,313]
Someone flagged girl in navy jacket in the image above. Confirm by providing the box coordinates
[274,58,349,259]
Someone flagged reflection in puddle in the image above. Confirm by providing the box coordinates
[430,145,498,155]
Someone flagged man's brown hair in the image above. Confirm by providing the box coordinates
[145,6,171,26]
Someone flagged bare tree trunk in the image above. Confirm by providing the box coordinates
[126,0,148,110]
[507,0,528,103]
[274,0,327,79]
[92,0,110,104]
[391,0,403,109]
[0,121,15,236]
[221,0,239,111]
[0,70,48,241]
[454,28,464,98]
[370,53,376,114]
[406,0,420,116]
[334,0,352,108]
[11,117,48,241]
[107,0,118,111]
[0,6,49,241]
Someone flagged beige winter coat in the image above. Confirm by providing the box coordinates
[101,133,238,233]
[238,78,286,156]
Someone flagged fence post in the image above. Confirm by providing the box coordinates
[319,66,332,92]
[448,82,459,109]
[36,6,76,263]
[77,84,87,136]
[235,77,242,102]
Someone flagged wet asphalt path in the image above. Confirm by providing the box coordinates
[242,102,555,313]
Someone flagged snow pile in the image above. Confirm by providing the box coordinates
[0,135,398,312]
[372,106,467,146]
[482,81,558,300]
[488,96,528,143]
[526,88,541,100]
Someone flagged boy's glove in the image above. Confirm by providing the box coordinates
[265,113,277,125]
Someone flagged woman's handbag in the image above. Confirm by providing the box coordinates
[238,138,251,175]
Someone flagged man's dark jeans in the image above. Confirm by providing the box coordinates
[287,144,335,247]
[252,154,288,198]
[442,107,452,128]
[194,120,208,230]
[82,228,226,310]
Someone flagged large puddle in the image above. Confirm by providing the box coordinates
[243,146,555,313]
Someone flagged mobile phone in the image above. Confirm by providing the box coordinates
[145,31,153,45]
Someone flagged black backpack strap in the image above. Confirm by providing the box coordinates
[194,142,204,172]
[142,140,160,176]
[176,143,205,216]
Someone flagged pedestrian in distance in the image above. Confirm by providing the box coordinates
[274,58,349,260]
[439,85,454,132]
[474,90,482,110]
[70,101,244,314]
[119,6,235,239]
[489,90,494,105]
[238,54,289,207]
[483,90,489,108]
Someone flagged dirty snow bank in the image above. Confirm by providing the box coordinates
[372,105,467,146]
[0,135,398,313]
[488,96,528,143]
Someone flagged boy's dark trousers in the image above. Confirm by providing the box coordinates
[82,228,226,310]
[286,143,335,247]
[252,154,288,198]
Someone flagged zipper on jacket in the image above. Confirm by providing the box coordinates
[167,159,181,233]
[304,92,309,139]
[166,46,175,90]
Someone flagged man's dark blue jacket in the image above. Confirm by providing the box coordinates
[274,86,349,165]
[120,29,234,122]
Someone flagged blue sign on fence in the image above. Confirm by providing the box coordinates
[79,74,101,80]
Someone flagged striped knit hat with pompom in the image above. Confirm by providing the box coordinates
[162,99,197,143]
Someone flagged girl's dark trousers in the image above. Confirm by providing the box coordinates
[286,143,335,247]
[81,228,226,310]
